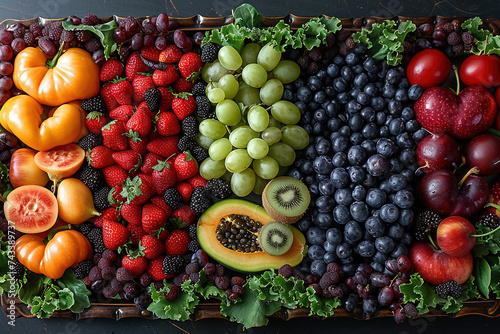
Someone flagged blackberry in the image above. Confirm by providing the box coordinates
[79,221,94,237]
[93,186,111,211]
[188,223,197,240]
[191,145,209,163]
[87,229,107,253]
[74,260,93,280]
[435,280,462,299]
[10,261,25,280]
[177,136,196,152]
[145,88,161,113]
[188,239,200,252]
[164,188,182,210]
[414,211,441,241]
[195,95,211,119]
[182,115,199,138]
[200,42,221,63]
[81,96,106,113]
[80,165,103,192]
[206,178,231,199]
[476,213,500,229]
[190,186,212,214]
[191,81,207,96]
[162,255,188,275]
[78,132,102,151]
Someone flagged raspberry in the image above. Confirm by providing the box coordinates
[164,284,180,301]
[278,264,293,278]
[231,276,246,286]
[98,257,112,269]
[319,271,340,290]
[185,262,199,275]
[102,249,118,261]
[204,263,215,275]
[215,276,230,290]
[88,266,102,282]
[23,32,36,47]
[116,267,134,282]
[189,272,200,283]
[435,280,462,299]
[139,273,152,287]
[76,30,92,42]
[82,14,100,26]
[101,267,117,281]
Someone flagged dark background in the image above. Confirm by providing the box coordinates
[1,0,500,333]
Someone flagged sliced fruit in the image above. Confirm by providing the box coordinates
[258,221,294,256]
[10,148,49,188]
[4,185,58,233]
[34,144,85,189]
[262,176,310,223]
[56,178,100,224]
[197,199,305,272]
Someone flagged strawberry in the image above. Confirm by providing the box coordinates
[142,203,168,233]
[141,152,163,174]
[125,107,152,137]
[122,254,147,278]
[102,119,128,151]
[120,202,142,226]
[174,151,198,181]
[170,205,197,228]
[128,136,148,156]
[147,255,173,281]
[136,101,156,120]
[127,224,147,245]
[147,136,180,158]
[85,111,106,135]
[93,207,120,228]
[112,150,142,171]
[139,172,155,194]
[159,45,182,64]
[178,52,203,79]
[125,51,149,81]
[152,158,177,195]
[100,58,123,82]
[120,175,153,205]
[173,77,195,93]
[172,93,196,120]
[155,111,180,136]
[174,182,194,203]
[157,227,169,242]
[141,45,160,61]
[152,66,179,87]
[100,79,133,111]
[109,105,134,121]
[87,146,115,169]
[140,235,165,259]
[102,220,130,251]
[150,196,173,217]
[109,185,126,207]
[158,86,174,111]
[102,164,128,188]
[164,229,190,255]
[132,74,155,105]
[187,174,207,188]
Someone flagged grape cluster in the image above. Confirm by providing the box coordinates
[0,132,20,168]
[415,19,474,57]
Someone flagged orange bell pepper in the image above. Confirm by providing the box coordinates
[15,229,92,279]
[0,95,88,151]
[13,47,100,106]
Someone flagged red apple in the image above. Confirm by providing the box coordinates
[436,216,476,257]
[409,242,473,285]
[464,133,500,175]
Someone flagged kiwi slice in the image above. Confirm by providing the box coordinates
[258,221,294,256]
[262,176,310,223]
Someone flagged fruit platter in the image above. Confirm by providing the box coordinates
[3,4,500,328]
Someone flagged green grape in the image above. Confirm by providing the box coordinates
[268,142,296,167]
[247,105,269,132]
[281,125,310,150]
[268,117,282,129]
[199,119,227,140]
[242,63,268,88]
[215,99,241,126]
[218,45,242,71]
[201,60,228,83]
[261,127,282,145]
[247,138,269,159]
[207,86,225,104]
[272,60,301,84]
[195,133,215,149]
[225,149,253,173]
[234,83,261,105]
[231,168,256,197]
[199,157,226,180]
[228,126,259,148]
[241,43,261,66]
[230,120,247,131]
[218,74,239,100]
[208,138,233,161]
[221,170,233,182]
[257,43,281,71]
[252,156,279,180]
[259,79,283,106]
[270,100,301,125]
[252,175,267,195]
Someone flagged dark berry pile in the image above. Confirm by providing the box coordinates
[414,19,474,57]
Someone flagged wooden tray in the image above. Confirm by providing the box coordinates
[2,14,500,321]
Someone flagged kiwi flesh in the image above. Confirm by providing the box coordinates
[262,176,310,223]
[258,221,294,256]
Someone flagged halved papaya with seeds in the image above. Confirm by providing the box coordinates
[197,199,305,272]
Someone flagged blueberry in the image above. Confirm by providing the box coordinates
[365,154,389,176]
[361,122,378,139]
[310,259,326,276]
[300,160,314,175]
[388,174,407,192]
[333,204,351,224]
[336,243,353,259]
[325,86,336,98]
[326,227,343,244]
[351,184,367,201]
[395,88,408,103]
[394,189,415,209]
[344,220,363,242]
[352,64,364,74]
[308,245,326,261]
[379,125,390,137]
[389,158,403,174]
[408,84,423,100]
[316,196,335,213]
[398,209,414,227]
[370,96,385,111]
[364,83,378,97]
[306,226,326,245]
[313,155,333,175]
[396,132,413,148]
[324,252,339,264]
[391,244,408,259]
[297,86,313,102]
[399,77,410,89]
[324,240,337,253]
[309,182,319,196]
[401,106,415,121]
[361,139,376,155]
[363,57,380,73]
[313,122,326,135]
[345,52,360,65]
[341,66,354,82]
[362,174,377,188]
[366,188,387,209]
[347,145,366,166]
[308,76,322,91]
[380,204,399,223]
[334,77,348,92]
[379,180,392,194]
[313,108,329,123]
[327,118,343,132]
[297,216,313,231]
[406,120,421,133]
[375,111,387,125]
[350,132,364,145]
[357,92,371,106]
[319,179,336,196]
[357,240,376,258]
[346,100,362,115]
[375,236,396,254]
[315,138,331,155]
[326,101,340,117]
[389,117,404,135]
[386,68,402,84]
[349,165,365,184]
[376,138,395,157]
[313,91,326,104]
[332,152,348,167]
[338,92,350,104]
[330,167,349,188]
[332,136,349,153]
[327,63,340,77]
[282,89,295,101]
[388,223,405,241]
[388,100,403,116]
[302,111,313,124]
[372,251,388,265]
[288,168,302,180]
[401,232,413,246]
[371,262,384,273]
[342,263,357,277]
[361,107,376,122]
[413,128,427,142]
[350,87,361,99]
[350,201,369,222]
[382,84,396,98]
[365,216,385,238]
[354,73,369,88]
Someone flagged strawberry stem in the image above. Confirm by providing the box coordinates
[427,233,439,250]
[457,166,480,188]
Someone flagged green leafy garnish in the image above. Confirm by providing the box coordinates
[0,160,12,199]
[462,17,500,55]
[148,280,200,321]
[233,3,262,29]
[62,19,118,59]
[352,20,416,66]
